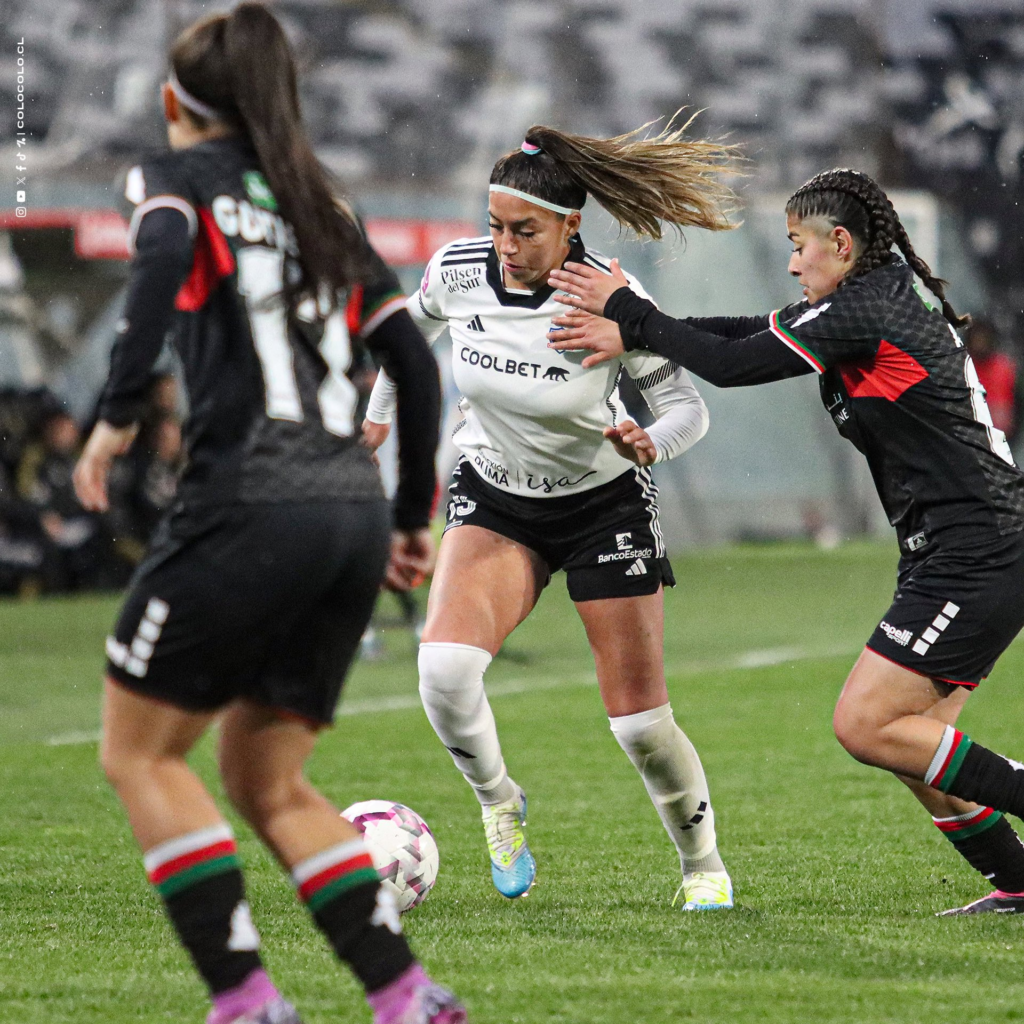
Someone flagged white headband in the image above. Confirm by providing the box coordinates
[168,70,221,121]
[488,184,578,216]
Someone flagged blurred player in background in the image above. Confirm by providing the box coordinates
[550,167,1024,917]
[73,5,466,1023]
[363,121,739,910]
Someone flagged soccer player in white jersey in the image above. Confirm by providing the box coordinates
[364,121,741,910]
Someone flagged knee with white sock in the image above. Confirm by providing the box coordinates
[609,703,723,873]
[417,642,516,805]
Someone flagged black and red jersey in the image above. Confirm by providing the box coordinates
[100,137,424,513]
[606,259,1024,554]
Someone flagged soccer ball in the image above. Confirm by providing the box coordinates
[341,800,439,913]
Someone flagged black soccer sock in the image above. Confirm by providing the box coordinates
[145,825,264,994]
[292,839,416,993]
[933,807,1024,893]
[926,726,1024,819]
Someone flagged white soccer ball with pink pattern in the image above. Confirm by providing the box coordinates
[341,800,439,913]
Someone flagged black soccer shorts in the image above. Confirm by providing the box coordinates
[105,498,391,724]
[443,460,675,602]
[866,530,1024,687]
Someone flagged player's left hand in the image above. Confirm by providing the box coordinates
[73,421,138,512]
[385,527,435,591]
[605,419,657,467]
[548,257,629,317]
[547,309,625,367]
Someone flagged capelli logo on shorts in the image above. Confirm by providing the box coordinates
[879,621,912,647]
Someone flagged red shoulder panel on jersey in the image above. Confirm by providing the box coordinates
[840,340,928,402]
[175,209,236,312]
[346,284,364,337]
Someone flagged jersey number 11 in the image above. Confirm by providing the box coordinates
[237,245,358,437]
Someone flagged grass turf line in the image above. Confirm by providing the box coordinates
[3,541,1024,1022]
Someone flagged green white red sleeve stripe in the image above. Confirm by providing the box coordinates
[360,292,407,338]
[932,805,1002,840]
[925,725,974,792]
[292,839,379,911]
[144,824,240,898]
[768,310,825,373]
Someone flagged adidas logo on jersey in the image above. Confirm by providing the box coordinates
[466,315,485,332]
[625,558,648,577]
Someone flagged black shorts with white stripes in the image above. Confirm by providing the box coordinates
[444,460,674,602]
[866,529,1024,687]
[105,498,391,723]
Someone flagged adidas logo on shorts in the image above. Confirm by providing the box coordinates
[625,558,647,577]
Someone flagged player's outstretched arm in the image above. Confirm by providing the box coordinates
[553,283,814,388]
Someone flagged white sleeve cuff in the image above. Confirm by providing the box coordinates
[640,367,709,463]
[365,369,398,425]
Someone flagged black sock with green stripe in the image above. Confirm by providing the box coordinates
[292,838,415,993]
[926,726,1024,820]
[144,824,263,994]
[933,806,1024,893]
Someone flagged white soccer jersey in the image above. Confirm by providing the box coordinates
[366,235,708,498]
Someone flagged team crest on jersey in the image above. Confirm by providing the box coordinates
[243,171,278,211]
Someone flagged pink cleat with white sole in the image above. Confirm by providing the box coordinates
[367,964,467,1024]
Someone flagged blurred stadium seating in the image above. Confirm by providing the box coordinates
[2,0,1023,549]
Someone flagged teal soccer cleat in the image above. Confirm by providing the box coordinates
[481,788,536,898]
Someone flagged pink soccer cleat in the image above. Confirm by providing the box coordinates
[367,964,467,1024]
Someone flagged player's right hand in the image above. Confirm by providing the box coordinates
[361,418,391,452]
[73,420,137,513]
[385,528,435,591]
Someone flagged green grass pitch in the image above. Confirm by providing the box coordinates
[3,540,1024,1023]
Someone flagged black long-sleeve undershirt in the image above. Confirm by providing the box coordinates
[604,286,814,388]
[99,208,194,426]
[365,309,440,530]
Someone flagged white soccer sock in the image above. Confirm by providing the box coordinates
[418,642,517,806]
[609,703,723,873]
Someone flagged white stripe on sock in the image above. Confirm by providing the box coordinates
[291,839,368,886]
[924,725,956,787]
[932,806,988,825]
[143,823,234,873]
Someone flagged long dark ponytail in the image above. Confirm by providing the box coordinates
[170,3,365,305]
[786,168,969,328]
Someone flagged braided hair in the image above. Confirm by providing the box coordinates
[786,168,968,328]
